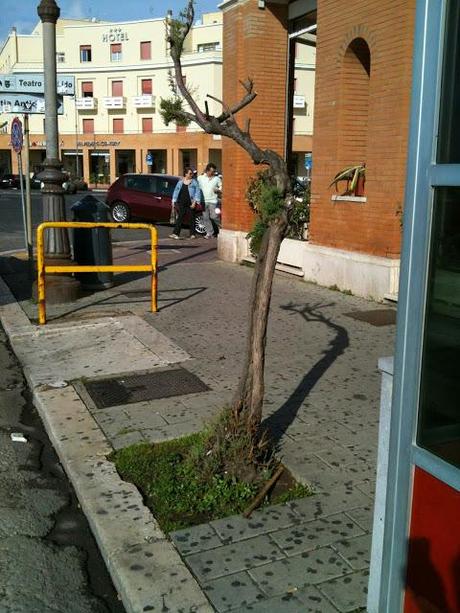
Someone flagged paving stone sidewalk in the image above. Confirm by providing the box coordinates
[2,239,395,611]
[65,243,393,612]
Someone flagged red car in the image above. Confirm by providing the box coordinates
[106,173,206,234]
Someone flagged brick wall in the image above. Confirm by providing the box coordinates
[310,0,416,257]
[222,0,416,258]
[222,0,288,232]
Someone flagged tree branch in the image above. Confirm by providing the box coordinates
[163,0,289,191]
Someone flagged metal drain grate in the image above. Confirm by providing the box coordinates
[84,368,210,409]
[344,309,397,326]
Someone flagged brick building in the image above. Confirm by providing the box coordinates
[0,8,313,188]
[218,0,416,300]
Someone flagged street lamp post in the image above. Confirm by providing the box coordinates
[37,0,70,259]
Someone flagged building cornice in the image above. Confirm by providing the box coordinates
[8,56,223,76]
[217,0,240,12]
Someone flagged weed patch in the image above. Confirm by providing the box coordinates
[111,426,311,533]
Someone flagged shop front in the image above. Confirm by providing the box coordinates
[369,0,460,610]
[180,148,197,173]
[62,151,84,178]
[0,150,12,176]
[89,150,110,187]
[115,150,136,176]
[146,149,167,175]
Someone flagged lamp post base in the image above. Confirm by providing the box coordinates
[39,158,71,259]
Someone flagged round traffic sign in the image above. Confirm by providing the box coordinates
[11,117,23,153]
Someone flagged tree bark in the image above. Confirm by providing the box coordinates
[233,213,289,433]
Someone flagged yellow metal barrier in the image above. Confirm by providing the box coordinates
[37,221,158,325]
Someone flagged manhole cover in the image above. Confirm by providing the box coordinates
[344,309,397,326]
[84,368,210,409]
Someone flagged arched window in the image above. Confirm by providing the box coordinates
[338,38,371,164]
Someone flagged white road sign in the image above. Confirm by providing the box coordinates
[0,93,64,115]
[0,74,75,95]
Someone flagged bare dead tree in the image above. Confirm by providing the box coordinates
[162,1,298,440]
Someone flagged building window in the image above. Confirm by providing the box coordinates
[142,118,153,133]
[80,45,92,62]
[56,52,65,63]
[140,41,151,60]
[113,118,124,134]
[111,80,123,97]
[197,42,220,53]
[417,187,460,468]
[83,119,94,134]
[141,79,152,95]
[110,43,122,62]
[81,81,93,97]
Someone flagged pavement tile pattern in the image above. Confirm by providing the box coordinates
[69,246,391,612]
[3,239,395,611]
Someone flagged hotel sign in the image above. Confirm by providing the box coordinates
[0,73,75,95]
[102,28,129,43]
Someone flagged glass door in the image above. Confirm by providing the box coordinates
[380,0,460,610]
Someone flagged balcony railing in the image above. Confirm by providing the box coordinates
[102,96,126,109]
[76,97,97,110]
[132,95,156,109]
[293,94,306,109]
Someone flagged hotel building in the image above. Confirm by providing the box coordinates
[0,10,314,186]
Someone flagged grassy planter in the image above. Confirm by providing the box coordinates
[111,432,311,533]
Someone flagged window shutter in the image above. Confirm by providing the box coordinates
[82,81,93,96]
[140,41,151,60]
[113,119,124,134]
[111,80,123,97]
[83,119,94,134]
[142,118,153,133]
[141,79,152,95]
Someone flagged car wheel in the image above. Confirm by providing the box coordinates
[111,201,130,222]
[195,214,206,235]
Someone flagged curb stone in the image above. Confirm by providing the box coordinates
[0,277,213,613]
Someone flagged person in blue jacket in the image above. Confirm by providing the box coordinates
[170,167,202,239]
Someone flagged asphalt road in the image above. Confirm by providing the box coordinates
[0,328,125,613]
[0,189,127,612]
[0,189,174,254]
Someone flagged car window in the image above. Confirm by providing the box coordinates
[156,178,177,197]
[148,176,158,193]
[125,175,151,193]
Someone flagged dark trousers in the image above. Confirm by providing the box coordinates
[173,205,197,236]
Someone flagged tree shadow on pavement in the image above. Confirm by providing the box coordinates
[262,301,349,446]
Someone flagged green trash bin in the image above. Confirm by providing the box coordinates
[71,194,114,290]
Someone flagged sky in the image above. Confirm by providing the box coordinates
[1,0,220,48]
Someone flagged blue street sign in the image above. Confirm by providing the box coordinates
[11,117,23,153]
[304,153,312,170]
[0,73,75,95]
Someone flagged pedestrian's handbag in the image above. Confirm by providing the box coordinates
[194,202,204,212]
[170,205,177,224]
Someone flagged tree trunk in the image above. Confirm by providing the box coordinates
[233,213,288,434]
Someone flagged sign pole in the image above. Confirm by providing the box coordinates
[17,152,29,257]
[23,114,34,277]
